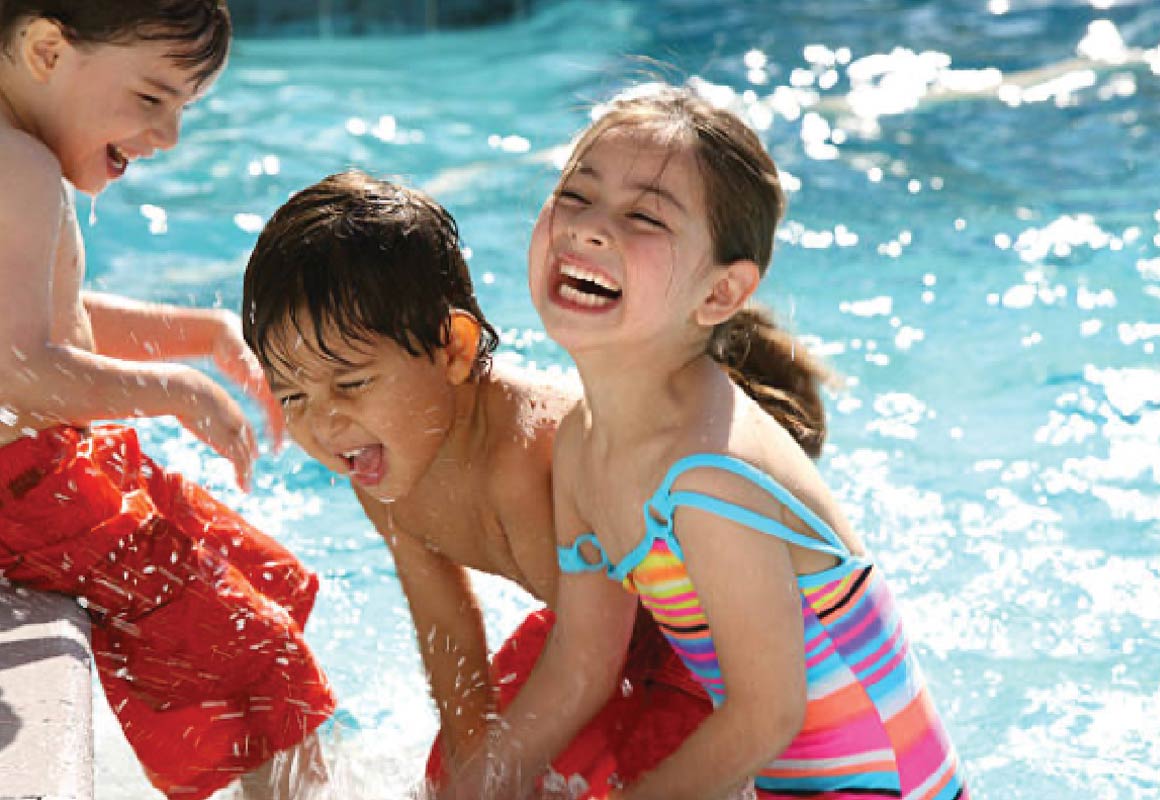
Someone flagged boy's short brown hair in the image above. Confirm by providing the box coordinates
[243,170,499,378]
[0,1,230,85]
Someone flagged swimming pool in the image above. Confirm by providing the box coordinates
[86,0,1159,796]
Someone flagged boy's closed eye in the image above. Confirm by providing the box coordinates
[336,377,375,393]
[275,376,373,407]
[277,392,305,411]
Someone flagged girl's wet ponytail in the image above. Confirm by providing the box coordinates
[708,308,830,458]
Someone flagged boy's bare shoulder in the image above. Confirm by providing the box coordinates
[0,130,68,295]
[485,361,578,446]
[0,127,65,237]
[0,126,64,188]
[481,362,578,488]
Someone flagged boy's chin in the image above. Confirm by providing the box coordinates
[354,484,398,505]
[65,173,109,198]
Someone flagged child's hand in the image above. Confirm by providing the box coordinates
[210,311,285,450]
[174,367,257,491]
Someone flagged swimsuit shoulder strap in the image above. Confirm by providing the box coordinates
[557,532,612,575]
[651,453,849,560]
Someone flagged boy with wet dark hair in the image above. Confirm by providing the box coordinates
[243,170,712,797]
[0,3,333,798]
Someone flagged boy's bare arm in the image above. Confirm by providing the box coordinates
[84,292,234,360]
[355,489,494,767]
[84,293,283,444]
[0,135,254,485]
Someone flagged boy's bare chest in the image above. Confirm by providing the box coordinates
[396,465,556,603]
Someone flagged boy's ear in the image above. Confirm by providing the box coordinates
[695,259,761,327]
[22,18,70,82]
[442,310,482,385]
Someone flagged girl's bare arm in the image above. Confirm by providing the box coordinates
[439,412,639,800]
[615,468,808,800]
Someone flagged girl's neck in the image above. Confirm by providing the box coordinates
[575,347,722,446]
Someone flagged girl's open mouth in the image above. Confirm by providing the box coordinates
[553,259,622,310]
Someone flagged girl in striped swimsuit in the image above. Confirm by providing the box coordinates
[437,83,968,800]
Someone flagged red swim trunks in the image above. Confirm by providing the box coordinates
[426,606,712,798]
[0,425,335,800]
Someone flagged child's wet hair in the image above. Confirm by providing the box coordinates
[243,170,499,379]
[566,84,831,457]
[0,1,230,85]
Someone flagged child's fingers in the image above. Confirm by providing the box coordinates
[234,351,284,450]
[229,423,256,492]
[260,390,286,452]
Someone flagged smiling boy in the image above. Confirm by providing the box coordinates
[0,4,333,798]
[243,170,713,797]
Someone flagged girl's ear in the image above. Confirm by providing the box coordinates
[695,259,761,327]
[442,310,482,385]
[22,18,70,82]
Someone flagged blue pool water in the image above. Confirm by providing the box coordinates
[85,1,1159,796]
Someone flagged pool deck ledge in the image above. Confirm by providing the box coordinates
[0,584,93,800]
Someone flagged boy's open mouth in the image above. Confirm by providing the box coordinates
[341,444,386,487]
[106,145,129,178]
[554,260,622,309]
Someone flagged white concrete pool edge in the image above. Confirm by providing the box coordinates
[0,584,93,800]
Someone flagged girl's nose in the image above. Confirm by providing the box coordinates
[569,208,610,248]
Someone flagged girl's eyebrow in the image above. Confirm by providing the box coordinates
[576,163,687,214]
[629,181,686,214]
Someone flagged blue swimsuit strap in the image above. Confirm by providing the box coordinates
[557,532,611,575]
[656,453,848,560]
[558,453,849,579]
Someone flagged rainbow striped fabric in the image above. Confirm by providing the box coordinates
[558,454,968,799]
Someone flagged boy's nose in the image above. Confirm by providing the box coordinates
[307,405,349,445]
[152,110,182,151]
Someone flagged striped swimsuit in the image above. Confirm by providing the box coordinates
[559,454,967,799]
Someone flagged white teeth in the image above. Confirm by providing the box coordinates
[559,283,615,307]
[109,146,128,169]
[559,261,621,293]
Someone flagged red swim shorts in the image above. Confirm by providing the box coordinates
[426,606,712,798]
[0,425,335,800]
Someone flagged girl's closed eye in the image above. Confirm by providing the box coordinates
[137,93,162,107]
[556,188,589,205]
[629,209,668,230]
